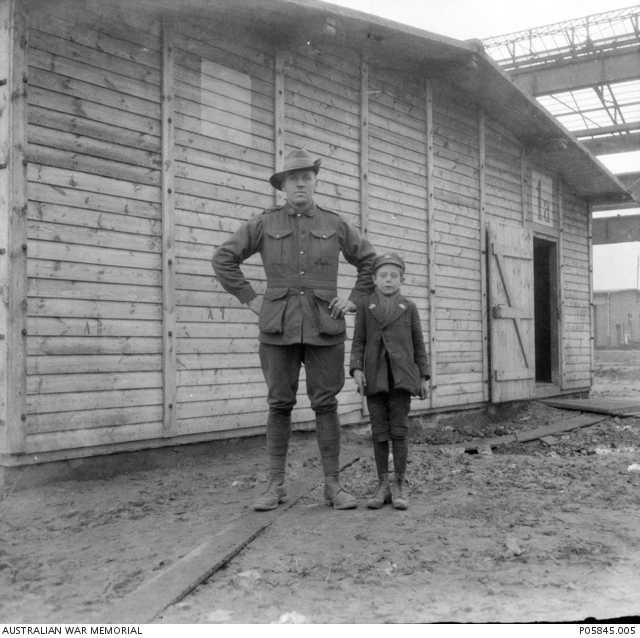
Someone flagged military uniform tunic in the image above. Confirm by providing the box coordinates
[212,202,376,346]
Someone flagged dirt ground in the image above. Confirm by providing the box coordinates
[2,350,640,624]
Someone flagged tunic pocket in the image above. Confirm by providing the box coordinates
[258,288,289,334]
[312,288,346,336]
[310,229,337,265]
[264,229,293,265]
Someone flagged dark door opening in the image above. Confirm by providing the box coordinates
[533,238,559,384]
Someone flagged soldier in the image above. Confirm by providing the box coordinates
[212,149,376,511]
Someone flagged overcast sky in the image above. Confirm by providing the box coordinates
[328,0,639,40]
[330,0,640,291]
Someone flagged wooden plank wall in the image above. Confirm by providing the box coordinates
[25,2,165,452]
[171,21,275,436]
[368,70,429,413]
[431,83,484,407]
[559,187,592,388]
[285,43,363,424]
[484,121,524,227]
[16,1,597,458]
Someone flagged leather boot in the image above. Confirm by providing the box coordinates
[391,473,408,510]
[324,474,357,510]
[366,473,391,509]
[253,475,287,511]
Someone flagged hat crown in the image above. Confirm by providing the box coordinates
[373,252,405,272]
[269,148,321,190]
[281,149,320,174]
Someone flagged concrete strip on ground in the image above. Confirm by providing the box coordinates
[97,456,360,624]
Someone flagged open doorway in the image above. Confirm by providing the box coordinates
[533,237,559,384]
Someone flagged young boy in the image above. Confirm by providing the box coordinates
[349,253,430,510]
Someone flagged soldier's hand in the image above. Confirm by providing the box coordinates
[328,297,356,319]
[247,296,263,316]
[419,378,429,400]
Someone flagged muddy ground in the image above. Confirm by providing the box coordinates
[2,350,640,624]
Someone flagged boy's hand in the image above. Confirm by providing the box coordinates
[419,378,429,400]
[353,370,366,395]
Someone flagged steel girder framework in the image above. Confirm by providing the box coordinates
[483,6,640,210]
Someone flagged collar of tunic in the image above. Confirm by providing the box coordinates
[284,201,317,217]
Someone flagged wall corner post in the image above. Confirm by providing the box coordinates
[0,0,28,454]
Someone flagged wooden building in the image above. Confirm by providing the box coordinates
[0,0,631,472]
[594,290,640,348]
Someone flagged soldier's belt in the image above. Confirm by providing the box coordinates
[266,278,337,290]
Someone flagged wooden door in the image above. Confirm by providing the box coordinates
[488,224,535,403]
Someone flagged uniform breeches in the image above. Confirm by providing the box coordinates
[258,342,345,415]
[259,343,345,476]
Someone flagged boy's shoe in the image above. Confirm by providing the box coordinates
[324,474,357,509]
[366,473,392,509]
[391,473,408,510]
[253,475,287,511]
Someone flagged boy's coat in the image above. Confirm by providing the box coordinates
[350,292,430,396]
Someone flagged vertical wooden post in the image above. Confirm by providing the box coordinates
[558,177,566,389]
[478,109,489,402]
[359,56,369,238]
[587,200,594,388]
[161,22,177,437]
[0,0,28,454]
[273,48,286,207]
[520,148,528,227]
[425,80,437,409]
[359,55,370,418]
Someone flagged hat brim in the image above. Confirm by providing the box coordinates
[270,159,321,191]
[374,260,405,272]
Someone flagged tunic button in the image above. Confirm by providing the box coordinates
[300,291,305,295]
[300,271,305,275]
[297,213,301,217]
[300,250,304,255]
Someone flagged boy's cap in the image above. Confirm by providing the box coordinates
[373,252,405,273]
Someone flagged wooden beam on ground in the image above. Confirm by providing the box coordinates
[422,412,605,452]
[542,397,640,416]
[96,477,322,623]
[96,454,360,623]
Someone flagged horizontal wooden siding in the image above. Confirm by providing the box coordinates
[25,5,164,452]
